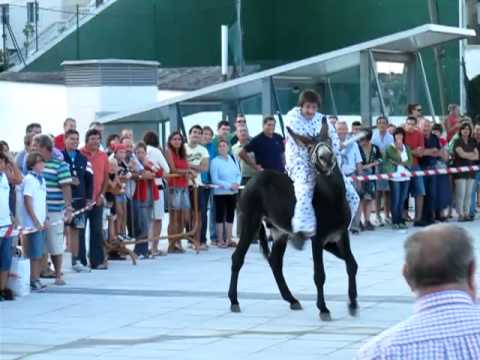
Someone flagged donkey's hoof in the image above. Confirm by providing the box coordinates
[320,311,332,321]
[290,302,303,311]
[231,304,241,313]
[348,303,359,317]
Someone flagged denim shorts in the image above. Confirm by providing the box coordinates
[26,231,45,259]
[115,194,127,204]
[169,188,191,210]
[0,236,13,272]
[408,165,426,197]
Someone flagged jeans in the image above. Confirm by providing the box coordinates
[199,187,210,244]
[390,181,410,225]
[87,205,105,268]
[133,200,152,256]
[455,178,475,218]
[469,172,480,217]
[422,166,437,223]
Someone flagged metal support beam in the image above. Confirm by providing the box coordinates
[326,77,338,116]
[270,77,285,137]
[368,50,387,118]
[416,52,437,123]
[261,77,273,116]
[406,55,418,105]
[360,51,371,126]
[222,102,237,127]
[176,103,186,137]
[161,120,166,148]
[169,104,179,133]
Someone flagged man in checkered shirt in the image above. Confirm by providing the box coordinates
[357,224,480,360]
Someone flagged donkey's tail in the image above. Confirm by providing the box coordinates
[258,222,270,259]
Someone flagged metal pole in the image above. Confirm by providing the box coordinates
[221,25,228,81]
[326,77,338,116]
[76,4,79,60]
[1,5,8,68]
[270,77,285,137]
[34,0,38,51]
[417,52,437,123]
[427,0,447,116]
[368,50,387,118]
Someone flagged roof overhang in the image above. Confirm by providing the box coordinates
[100,24,476,124]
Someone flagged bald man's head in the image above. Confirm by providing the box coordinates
[403,224,475,292]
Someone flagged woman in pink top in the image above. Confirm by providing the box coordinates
[165,132,192,253]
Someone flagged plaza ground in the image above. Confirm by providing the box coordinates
[1,220,480,360]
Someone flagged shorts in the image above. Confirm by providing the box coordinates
[376,179,390,192]
[152,190,165,220]
[408,165,426,197]
[25,230,45,259]
[115,194,127,204]
[46,212,65,256]
[169,188,190,210]
[0,236,13,272]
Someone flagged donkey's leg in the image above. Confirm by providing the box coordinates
[341,231,358,316]
[268,232,302,310]
[324,232,358,316]
[228,214,259,313]
[311,238,331,321]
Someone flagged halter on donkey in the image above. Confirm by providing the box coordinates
[228,116,358,321]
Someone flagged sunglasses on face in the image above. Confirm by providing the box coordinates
[416,108,423,112]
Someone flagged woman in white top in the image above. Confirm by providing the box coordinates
[383,127,413,229]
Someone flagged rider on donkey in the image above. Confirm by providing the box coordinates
[285,89,360,239]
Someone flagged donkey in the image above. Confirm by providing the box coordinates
[228,117,358,321]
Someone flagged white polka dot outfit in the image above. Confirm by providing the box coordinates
[285,107,359,234]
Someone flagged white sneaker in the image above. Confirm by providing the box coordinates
[72,263,91,273]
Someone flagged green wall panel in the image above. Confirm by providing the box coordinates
[24,0,462,112]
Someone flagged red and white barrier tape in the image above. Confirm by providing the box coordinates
[350,165,480,182]
[0,202,96,238]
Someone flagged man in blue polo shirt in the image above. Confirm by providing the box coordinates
[240,116,285,173]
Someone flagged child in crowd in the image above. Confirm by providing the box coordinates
[0,152,14,301]
[19,152,48,291]
[106,158,122,242]
[113,144,131,240]
[133,142,163,258]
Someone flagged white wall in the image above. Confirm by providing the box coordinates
[66,85,160,138]
[0,81,67,151]
[0,82,184,152]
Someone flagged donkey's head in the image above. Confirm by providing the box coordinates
[287,116,336,176]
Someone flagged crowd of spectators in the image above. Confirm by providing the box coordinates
[0,103,480,301]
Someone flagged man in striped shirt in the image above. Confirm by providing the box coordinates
[357,224,480,360]
[32,135,72,286]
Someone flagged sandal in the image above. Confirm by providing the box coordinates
[227,241,237,248]
[217,242,228,248]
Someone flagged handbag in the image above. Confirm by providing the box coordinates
[7,253,31,297]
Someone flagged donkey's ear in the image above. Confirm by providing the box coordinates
[319,116,329,140]
[286,126,314,147]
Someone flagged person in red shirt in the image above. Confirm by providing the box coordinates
[54,118,76,150]
[445,104,461,142]
[404,116,428,226]
[80,129,109,270]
